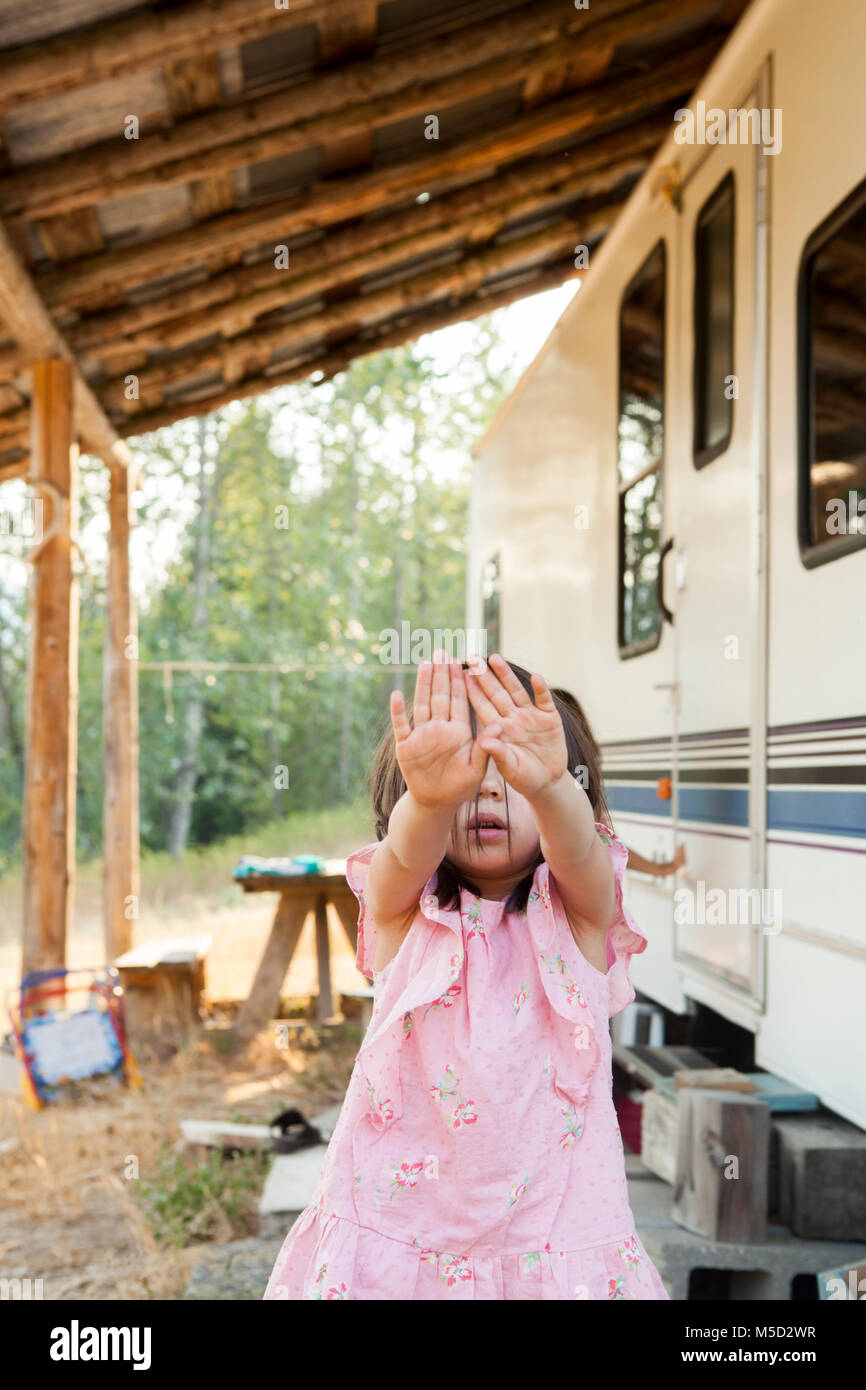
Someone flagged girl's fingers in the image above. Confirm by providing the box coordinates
[413,660,432,724]
[449,659,472,726]
[466,654,514,717]
[487,653,531,707]
[530,671,557,713]
[429,648,451,720]
[464,668,505,726]
[479,730,518,780]
[390,689,412,742]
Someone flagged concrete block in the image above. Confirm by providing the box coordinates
[774,1114,866,1241]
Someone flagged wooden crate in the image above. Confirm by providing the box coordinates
[641,1086,680,1184]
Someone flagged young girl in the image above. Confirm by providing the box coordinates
[264,651,669,1301]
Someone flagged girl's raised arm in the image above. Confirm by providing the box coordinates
[464,655,615,965]
[366,651,486,942]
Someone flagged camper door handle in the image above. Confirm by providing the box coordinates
[656,537,674,626]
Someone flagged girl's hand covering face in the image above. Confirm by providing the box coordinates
[464,654,568,799]
[390,650,488,811]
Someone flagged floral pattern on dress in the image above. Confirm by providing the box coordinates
[306,1263,349,1301]
[430,1063,478,1128]
[527,879,552,914]
[365,1079,395,1127]
[512,983,530,1016]
[539,951,588,1008]
[412,1239,473,1288]
[423,983,461,1019]
[618,1235,645,1281]
[521,1243,552,1272]
[463,899,487,942]
[378,1159,425,1201]
[607,1274,628,1300]
[508,1175,531,1208]
[560,1105,584,1148]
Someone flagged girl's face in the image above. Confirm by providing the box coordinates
[445,755,540,897]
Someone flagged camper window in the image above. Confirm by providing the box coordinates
[617,241,666,657]
[799,174,866,567]
[693,172,735,467]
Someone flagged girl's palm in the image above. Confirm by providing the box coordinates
[391,655,486,809]
[464,655,568,796]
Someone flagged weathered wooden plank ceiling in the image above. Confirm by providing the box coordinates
[0,0,750,464]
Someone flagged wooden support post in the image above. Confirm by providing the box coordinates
[103,460,139,962]
[22,359,78,977]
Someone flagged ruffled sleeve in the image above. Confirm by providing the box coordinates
[344,842,380,980]
[593,822,648,1017]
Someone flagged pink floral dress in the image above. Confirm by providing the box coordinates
[263,823,669,1301]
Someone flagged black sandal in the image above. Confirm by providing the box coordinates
[269,1107,323,1153]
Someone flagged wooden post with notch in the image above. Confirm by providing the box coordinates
[21,358,78,977]
[104,459,139,961]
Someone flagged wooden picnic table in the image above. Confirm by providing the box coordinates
[234,862,360,1034]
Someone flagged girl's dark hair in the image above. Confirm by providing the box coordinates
[369,660,611,915]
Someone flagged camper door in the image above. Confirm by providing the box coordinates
[669,93,767,1008]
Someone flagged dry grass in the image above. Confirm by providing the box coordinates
[0,797,374,1300]
[0,1019,360,1299]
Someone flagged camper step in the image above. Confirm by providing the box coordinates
[641,1072,822,1189]
[654,1071,821,1112]
[612,1044,719,1089]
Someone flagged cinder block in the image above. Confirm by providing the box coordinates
[774,1115,866,1241]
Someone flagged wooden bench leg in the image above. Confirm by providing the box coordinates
[331,895,359,954]
[315,893,333,1021]
[236,894,309,1038]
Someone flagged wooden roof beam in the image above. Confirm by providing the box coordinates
[99,215,597,416]
[0,0,714,221]
[0,0,361,115]
[118,260,583,440]
[35,45,713,313]
[0,457,27,483]
[61,140,649,363]
[0,222,131,466]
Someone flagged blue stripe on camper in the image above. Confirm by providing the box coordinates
[604,783,672,817]
[680,786,749,827]
[768,788,866,838]
[606,781,866,838]
[604,782,747,824]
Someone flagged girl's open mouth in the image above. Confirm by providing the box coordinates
[468,813,506,843]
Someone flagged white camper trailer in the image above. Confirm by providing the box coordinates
[468,0,866,1127]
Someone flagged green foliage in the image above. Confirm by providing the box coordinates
[136,1141,269,1248]
[0,317,521,865]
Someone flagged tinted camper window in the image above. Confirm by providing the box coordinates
[618,241,665,656]
[694,173,735,466]
[799,176,866,565]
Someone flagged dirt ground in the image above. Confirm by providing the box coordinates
[0,1008,359,1300]
[0,901,366,1302]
